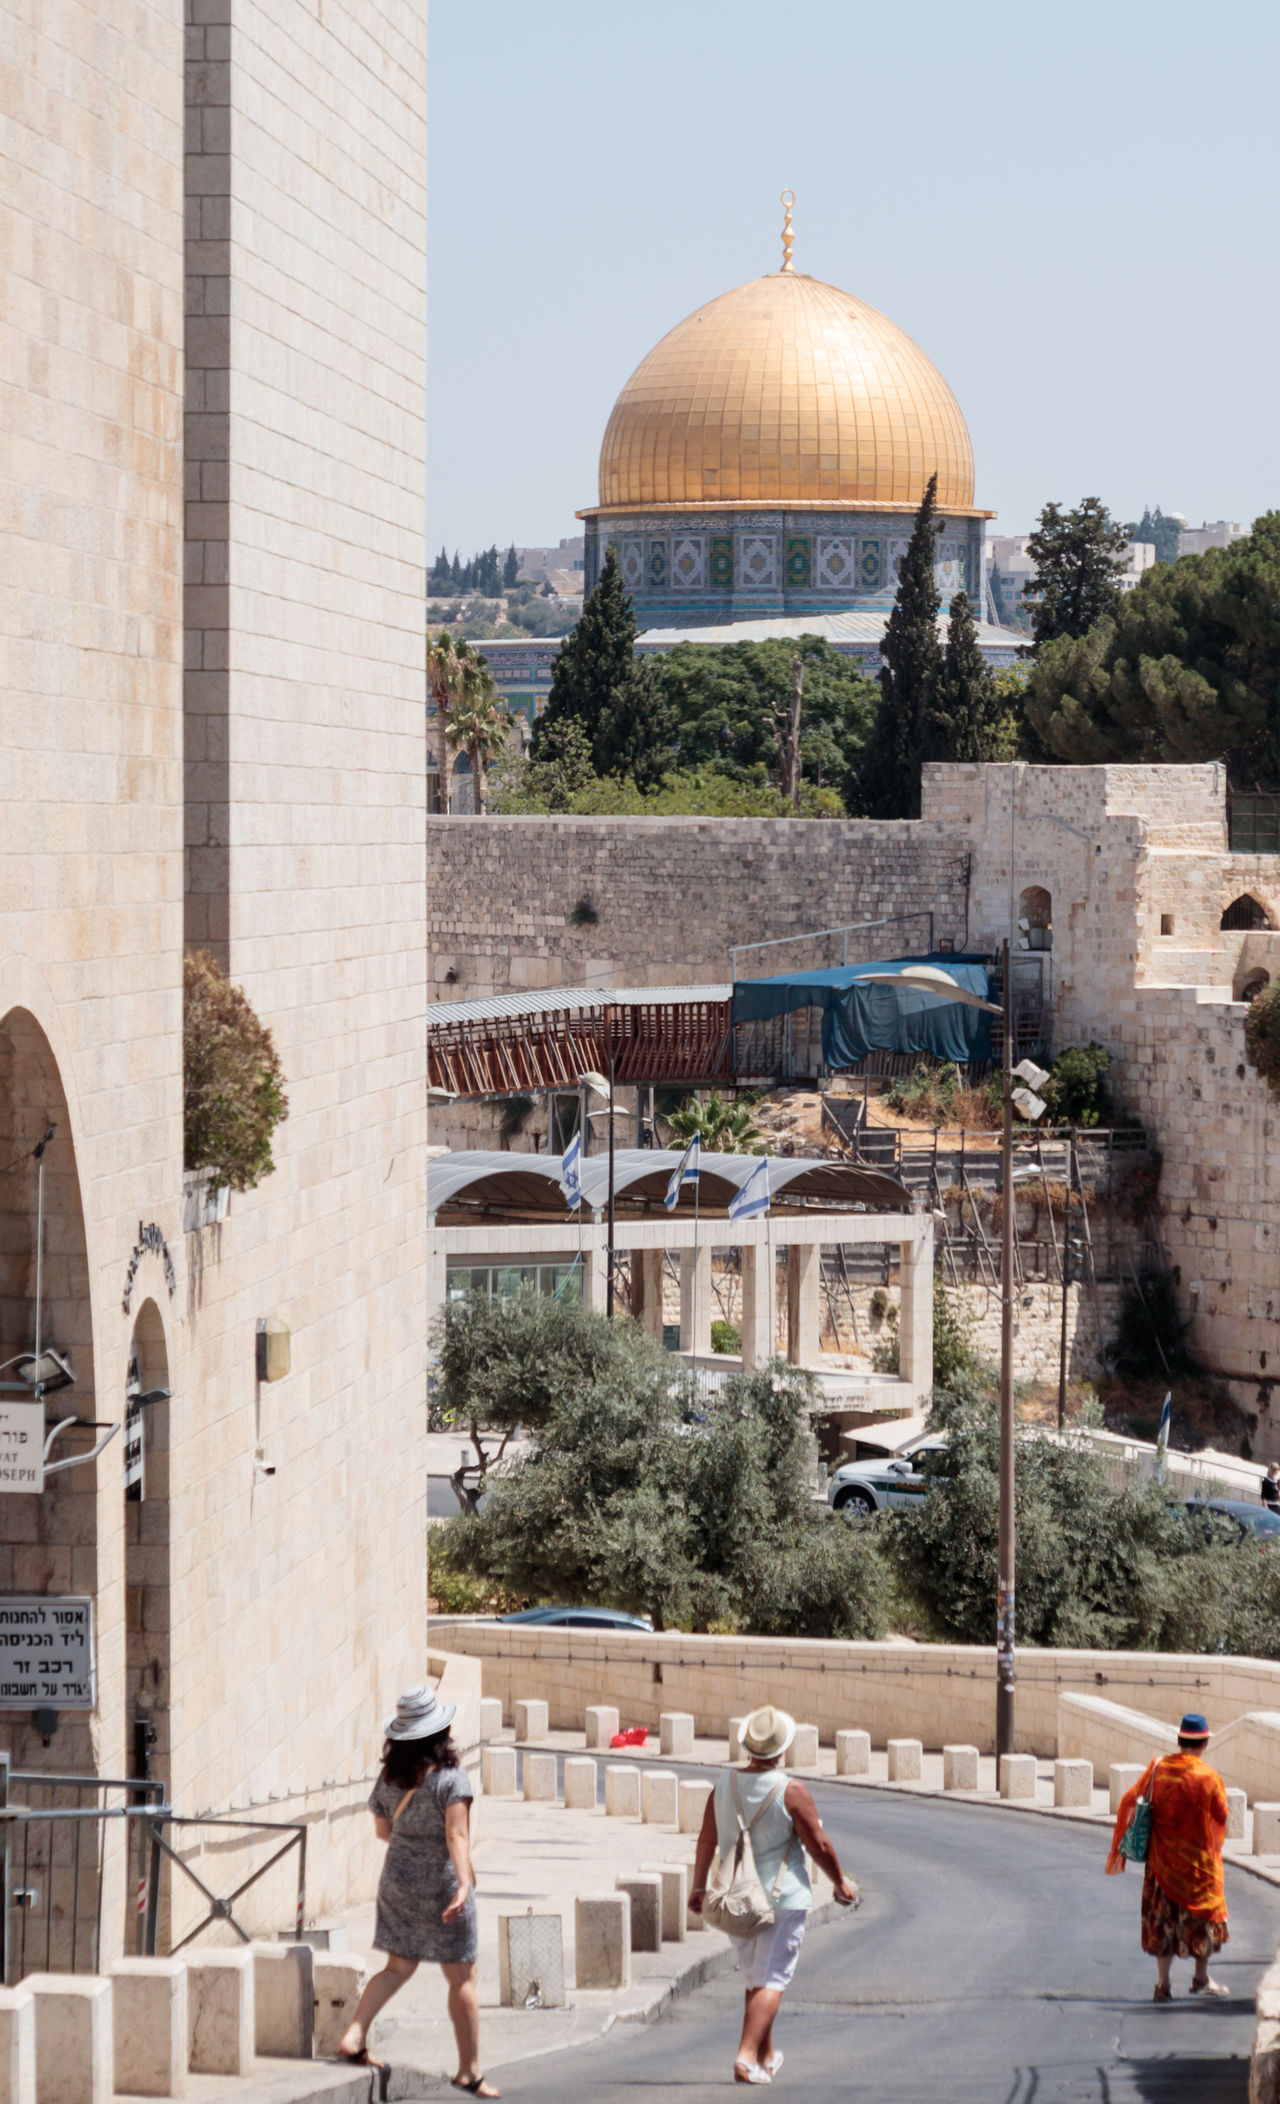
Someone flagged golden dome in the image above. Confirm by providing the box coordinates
[593,270,978,516]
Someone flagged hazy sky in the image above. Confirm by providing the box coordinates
[429,0,1280,556]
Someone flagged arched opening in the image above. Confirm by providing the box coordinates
[125,1298,171,1951]
[1239,969,1272,1005]
[1018,885,1053,951]
[1221,894,1276,931]
[450,751,475,815]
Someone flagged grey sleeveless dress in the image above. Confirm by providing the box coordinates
[368,1766,478,1963]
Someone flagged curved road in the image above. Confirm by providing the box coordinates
[493,1785,1278,2103]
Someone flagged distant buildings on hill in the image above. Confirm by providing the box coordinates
[1176,519,1248,557]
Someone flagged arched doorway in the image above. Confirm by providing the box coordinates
[1239,969,1272,1005]
[450,752,475,815]
[1018,885,1053,951]
[1221,894,1275,931]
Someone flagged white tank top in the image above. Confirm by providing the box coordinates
[713,1767,812,1913]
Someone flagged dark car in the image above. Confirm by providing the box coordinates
[499,1606,654,1632]
[1184,1498,1280,1548]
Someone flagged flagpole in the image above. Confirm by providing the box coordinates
[765,1153,774,1356]
[693,1167,700,1382]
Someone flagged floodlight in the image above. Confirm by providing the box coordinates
[1011,1087,1047,1121]
[577,1071,612,1100]
[9,1350,75,1394]
[1013,1058,1051,1093]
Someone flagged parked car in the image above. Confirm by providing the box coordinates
[1183,1498,1280,1549]
[499,1606,654,1632]
[827,1436,950,1517]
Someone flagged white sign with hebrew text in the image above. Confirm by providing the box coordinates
[0,1596,94,1708]
[0,1401,44,1494]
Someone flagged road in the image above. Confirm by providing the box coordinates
[485,1784,1278,2103]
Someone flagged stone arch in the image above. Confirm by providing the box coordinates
[124,1298,171,1878]
[1238,968,1272,1004]
[1018,884,1053,951]
[1221,893,1276,931]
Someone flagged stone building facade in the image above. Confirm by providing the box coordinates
[1,0,427,1956]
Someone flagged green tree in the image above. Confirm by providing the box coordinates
[1024,497,1128,648]
[596,655,677,791]
[533,546,638,769]
[1024,513,1280,778]
[489,716,596,813]
[928,591,1013,762]
[184,950,289,1192]
[665,1090,765,1153]
[503,543,519,589]
[861,475,943,818]
[643,637,876,809]
[448,685,511,813]
[427,630,491,794]
[1125,507,1182,566]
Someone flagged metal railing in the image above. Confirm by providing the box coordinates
[729,910,936,979]
[156,1814,307,1954]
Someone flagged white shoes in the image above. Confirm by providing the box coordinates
[733,2061,772,2085]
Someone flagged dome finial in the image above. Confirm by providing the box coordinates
[780,189,795,273]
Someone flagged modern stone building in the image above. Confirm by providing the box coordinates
[1,0,427,1956]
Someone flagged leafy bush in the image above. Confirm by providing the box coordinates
[884,1062,959,1126]
[428,1527,522,1616]
[1245,981,1280,1102]
[183,950,289,1192]
[1043,1043,1112,1127]
[710,1320,741,1356]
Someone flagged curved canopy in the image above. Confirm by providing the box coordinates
[429,1149,911,1220]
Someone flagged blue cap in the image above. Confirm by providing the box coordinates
[1179,1712,1210,1739]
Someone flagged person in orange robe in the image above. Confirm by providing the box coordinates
[1106,1711,1230,2001]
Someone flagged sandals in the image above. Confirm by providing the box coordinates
[335,2051,390,2101]
[452,2080,501,2099]
[1152,1983,1172,2002]
[1190,1977,1230,1998]
[765,2052,784,2076]
[734,2062,772,2085]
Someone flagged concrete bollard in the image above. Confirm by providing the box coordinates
[615,1874,663,1955]
[1053,1759,1093,1809]
[498,1914,566,2009]
[28,1976,113,2103]
[312,1956,369,2061]
[523,1752,558,1802]
[515,1699,549,1743]
[479,1697,503,1741]
[943,1745,979,1792]
[999,1754,1038,1801]
[483,1746,517,1797]
[886,1739,922,1782]
[641,1862,688,1943]
[186,1948,254,2076]
[728,1716,747,1760]
[641,1769,679,1826]
[1108,1763,1144,1815]
[575,1895,630,1990]
[0,1987,34,2104]
[836,1730,871,1777]
[605,1765,641,1819]
[585,1706,620,1750]
[678,1779,714,1834]
[788,1725,820,1770]
[108,1958,187,2097]
[659,1712,695,1759]
[563,1756,597,1811]
[1253,1803,1280,1856]
[252,1943,314,2058]
[1226,1787,1247,1840]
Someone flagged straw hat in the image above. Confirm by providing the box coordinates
[742,1705,796,1762]
[383,1685,456,1741]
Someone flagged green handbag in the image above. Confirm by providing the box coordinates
[1118,1761,1162,1863]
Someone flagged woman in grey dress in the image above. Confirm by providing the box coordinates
[338,1686,498,2097]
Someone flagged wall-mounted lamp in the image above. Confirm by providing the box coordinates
[8,1349,75,1395]
[256,1323,290,1383]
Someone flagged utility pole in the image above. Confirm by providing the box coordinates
[997,937,1016,1761]
[605,1015,616,1319]
[1057,1131,1073,1430]
[773,656,804,808]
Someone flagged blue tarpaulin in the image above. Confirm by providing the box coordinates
[731,955,993,1068]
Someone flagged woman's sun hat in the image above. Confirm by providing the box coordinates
[742,1706,797,1762]
[1179,1712,1210,1742]
[384,1685,456,1741]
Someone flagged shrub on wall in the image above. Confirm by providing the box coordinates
[184,950,289,1192]
[1245,981,1280,1102]
[1043,1043,1112,1127]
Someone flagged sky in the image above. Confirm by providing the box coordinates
[428,0,1280,557]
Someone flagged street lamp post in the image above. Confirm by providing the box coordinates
[606,1019,616,1318]
[996,937,1016,1760]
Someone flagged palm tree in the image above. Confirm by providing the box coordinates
[665,1091,765,1154]
[427,631,492,810]
[449,684,512,814]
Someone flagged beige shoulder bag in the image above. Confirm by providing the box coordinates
[702,1773,798,1939]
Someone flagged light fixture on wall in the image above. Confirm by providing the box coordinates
[8,1349,76,1395]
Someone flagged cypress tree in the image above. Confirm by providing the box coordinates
[861,474,942,817]
[534,547,637,767]
[929,591,1008,762]
[596,656,676,791]
[503,543,519,589]
[450,550,462,587]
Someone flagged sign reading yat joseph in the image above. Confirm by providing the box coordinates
[0,1401,44,1494]
[0,1596,94,1708]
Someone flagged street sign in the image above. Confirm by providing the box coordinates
[0,1402,44,1494]
[0,1596,94,1708]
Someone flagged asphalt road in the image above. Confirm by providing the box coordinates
[485,1784,1278,2103]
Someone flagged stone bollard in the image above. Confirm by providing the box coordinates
[28,1976,113,2103]
[788,1725,820,1770]
[0,1987,33,2104]
[479,1697,503,1741]
[483,1746,517,1797]
[641,1770,679,1826]
[252,1943,314,2058]
[999,1754,1038,1802]
[1053,1759,1093,1809]
[728,1716,747,1760]
[575,1895,630,1990]
[678,1779,714,1834]
[1253,1803,1280,1855]
[523,1752,558,1802]
[943,1745,979,1792]
[109,1958,187,2097]
[564,1757,597,1811]
[312,1956,369,2061]
[605,1765,641,1818]
[886,1739,922,1783]
[659,1712,695,1759]
[615,1874,663,1955]
[515,1699,549,1742]
[1108,1763,1144,1815]
[641,1862,688,1943]
[836,1731,871,1777]
[498,1914,566,2009]
[585,1706,620,1750]
[186,1948,254,2076]
[1226,1787,1247,1840]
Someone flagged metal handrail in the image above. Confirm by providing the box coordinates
[153,1812,307,1953]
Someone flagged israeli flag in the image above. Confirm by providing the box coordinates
[559,1129,583,1211]
[1156,1391,1172,1466]
[728,1155,771,1223]
[664,1134,701,1211]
